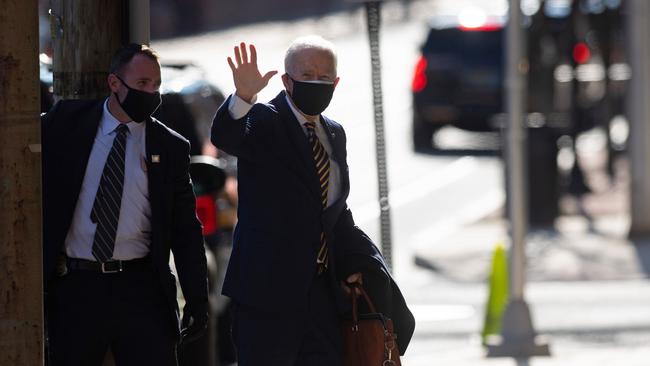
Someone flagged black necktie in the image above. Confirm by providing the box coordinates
[305,121,330,272]
[91,124,129,262]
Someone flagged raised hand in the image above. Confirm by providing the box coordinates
[227,42,278,104]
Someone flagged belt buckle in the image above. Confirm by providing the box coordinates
[101,261,123,273]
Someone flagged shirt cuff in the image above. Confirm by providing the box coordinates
[228,93,257,120]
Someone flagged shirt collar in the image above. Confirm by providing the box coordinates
[284,93,318,133]
[101,98,145,138]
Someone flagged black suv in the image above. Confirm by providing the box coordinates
[411,15,504,151]
[410,0,626,151]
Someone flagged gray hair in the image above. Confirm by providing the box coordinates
[284,35,338,75]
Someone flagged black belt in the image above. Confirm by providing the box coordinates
[66,256,151,274]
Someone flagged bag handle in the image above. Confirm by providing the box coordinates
[347,282,399,364]
[348,282,378,329]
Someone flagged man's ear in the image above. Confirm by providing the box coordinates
[281,73,291,93]
[334,77,340,88]
[107,73,120,93]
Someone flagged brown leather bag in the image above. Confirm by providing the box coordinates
[340,283,401,366]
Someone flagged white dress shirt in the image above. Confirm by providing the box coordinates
[228,93,342,207]
[64,99,152,261]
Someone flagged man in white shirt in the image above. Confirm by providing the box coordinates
[42,44,208,366]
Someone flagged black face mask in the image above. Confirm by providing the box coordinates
[288,76,335,116]
[114,75,162,123]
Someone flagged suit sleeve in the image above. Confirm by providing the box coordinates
[41,101,61,284]
[40,100,59,178]
[170,140,208,306]
[330,125,386,275]
[333,206,417,355]
[333,207,387,275]
[210,95,269,161]
[40,100,63,150]
[41,100,59,133]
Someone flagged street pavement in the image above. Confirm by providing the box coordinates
[400,147,650,365]
[402,216,650,366]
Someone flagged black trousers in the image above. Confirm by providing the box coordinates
[232,274,342,366]
[46,266,177,366]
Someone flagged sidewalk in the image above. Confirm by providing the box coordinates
[415,214,650,283]
[404,151,650,365]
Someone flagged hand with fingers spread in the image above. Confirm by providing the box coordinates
[227,42,278,104]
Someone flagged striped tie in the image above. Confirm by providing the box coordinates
[305,121,330,273]
[91,124,129,262]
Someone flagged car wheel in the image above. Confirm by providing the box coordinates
[412,112,439,152]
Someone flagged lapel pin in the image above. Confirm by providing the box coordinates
[151,154,160,163]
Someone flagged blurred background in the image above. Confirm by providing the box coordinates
[35,0,650,365]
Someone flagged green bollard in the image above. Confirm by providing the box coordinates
[481,243,509,345]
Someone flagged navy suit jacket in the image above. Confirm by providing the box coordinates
[41,99,208,336]
[211,91,415,352]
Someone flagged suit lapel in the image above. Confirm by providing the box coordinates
[273,92,322,201]
[319,116,351,233]
[145,119,168,252]
[67,101,103,206]
[319,115,349,192]
[273,93,351,229]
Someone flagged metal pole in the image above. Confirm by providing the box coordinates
[507,0,527,306]
[487,0,550,357]
[364,0,393,271]
[627,0,650,238]
[0,0,44,364]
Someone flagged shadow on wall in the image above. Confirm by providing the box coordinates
[150,0,362,38]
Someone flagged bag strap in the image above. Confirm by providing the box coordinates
[349,282,378,328]
[348,283,399,364]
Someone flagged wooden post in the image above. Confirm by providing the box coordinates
[50,0,126,100]
[0,0,44,365]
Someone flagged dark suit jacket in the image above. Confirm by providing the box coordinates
[41,99,208,336]
[210,91,415,353]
